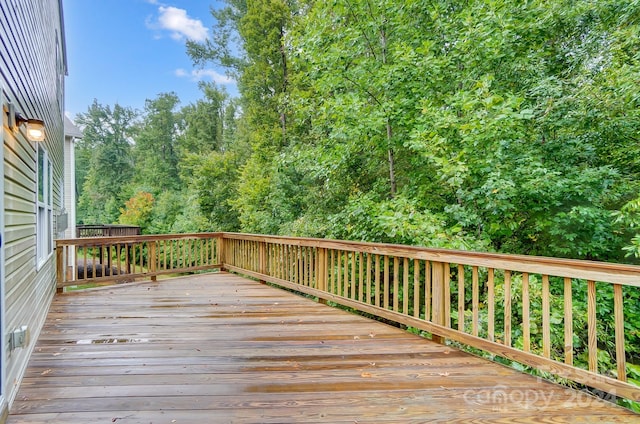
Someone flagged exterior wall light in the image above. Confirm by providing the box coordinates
[4,102,46,142]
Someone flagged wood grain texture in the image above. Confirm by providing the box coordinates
[588,280,597,373]
[614,284,626,382]
[9,273,637,423]
[564,277,573,366]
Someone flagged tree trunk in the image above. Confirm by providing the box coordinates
[387,119,396,198]
[381,24,396,198]
[279,24,288,146]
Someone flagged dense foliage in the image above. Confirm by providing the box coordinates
[73,0,640,405]
[76,0,640,265]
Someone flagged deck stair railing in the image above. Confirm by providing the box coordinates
[56,233,222,286]
[56,232,640,404]
[76,224,141,238]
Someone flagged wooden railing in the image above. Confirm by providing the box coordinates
[76,224,141,238]
[221,233,640,404]
[56,233,222,289]
[55,232,640,403]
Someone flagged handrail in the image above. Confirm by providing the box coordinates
[220,232,640,404]
[55,232,640,404]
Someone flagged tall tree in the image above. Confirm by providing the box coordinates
[75,100,137,224]
[178,82,231,157]
[132,92,182,193]
[187,0,298,233]
[178,83,246,231]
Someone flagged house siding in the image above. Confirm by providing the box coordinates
[0,0,67,414]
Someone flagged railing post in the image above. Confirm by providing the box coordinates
[259,241,267,284]
[217,234,226,271]
[317,247,328,304]
[149,241,157,282]
[431,261,447,344]
[56,244,64,293]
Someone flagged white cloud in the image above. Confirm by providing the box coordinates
[174,68,188,78]
[154,6,208,42]
[175,68,235,85]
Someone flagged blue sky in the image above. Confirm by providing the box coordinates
[62,0,236,119]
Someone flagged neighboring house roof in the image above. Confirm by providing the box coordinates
[64,115,82,139]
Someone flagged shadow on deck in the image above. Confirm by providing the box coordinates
[8,272,637,423]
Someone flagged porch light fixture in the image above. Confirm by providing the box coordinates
[4,102,46,142]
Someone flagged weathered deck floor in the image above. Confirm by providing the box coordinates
[7,272,638,423]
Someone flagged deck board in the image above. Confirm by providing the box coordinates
[8,272,638,423]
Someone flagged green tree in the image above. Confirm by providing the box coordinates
[75,100,137,224]
[178,82,232,157]
[119,191,154,233]
[178,82,245,231]
[188,0,298,234]
[133,92,182,192]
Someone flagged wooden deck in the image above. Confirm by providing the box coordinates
[7,272,638,423]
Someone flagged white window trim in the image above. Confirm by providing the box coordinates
[36,146,53,269]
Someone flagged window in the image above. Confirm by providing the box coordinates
[37,146,53,267]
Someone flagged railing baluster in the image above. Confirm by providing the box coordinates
[522,272,530,352]
[74,245,79,282]
[487,268,495,342]
[277,244,282,279]
[472,266,479,337]
[351,252,356,299]
[424,261,431,321]
[614,283,626,382]
[149,241,157,281]
[337,251,343,296]
[366,253,372,304]
[329,249,335,294]
[564,277,573,365]
[308,246,312,285]
[284,244,289,281]
[358,252,364,302]
[403,257,409,315]
[140,242,144,273]
[304,247,309,286]
[384,256,390,310]
[317,247,327,292]
[91,246,97,278]
[444,263,451,328]
[375,255,381,307]
[413,259,420,319]
[504,270,512,347]
[458,265,465,332]
[393,257,399,312]
[431,261,446,344]
[542,274,550,358]
[588,280,597,373]
[343,251,349,297]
